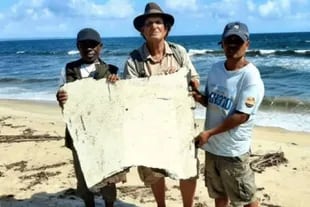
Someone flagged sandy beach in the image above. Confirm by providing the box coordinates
[0,99,309,207]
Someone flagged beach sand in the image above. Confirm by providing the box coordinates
[0,99,309,207]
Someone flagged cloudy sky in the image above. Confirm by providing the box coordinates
[0,0,309,39]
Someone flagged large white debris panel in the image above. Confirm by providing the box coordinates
[63,69,198,188]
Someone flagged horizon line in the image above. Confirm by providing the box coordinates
[1,31,309,41]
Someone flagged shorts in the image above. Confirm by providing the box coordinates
[204,151,257,206]
[138,165,198,186]
[137,166,168,186]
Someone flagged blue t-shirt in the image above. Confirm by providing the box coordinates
[203,61,264,157]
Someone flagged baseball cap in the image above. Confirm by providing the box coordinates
[221,22,249,43]
[77,28,101,43]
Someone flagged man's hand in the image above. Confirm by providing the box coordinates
[189,79,199,92]
[189,79,207,106]
[166,66,177,74]
[107,74,119,83]
[189,79,200,97]
[190,89,202,102]
[194,130,212,147]
[56,89,68,108]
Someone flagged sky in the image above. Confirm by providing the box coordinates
[0,0,309,39]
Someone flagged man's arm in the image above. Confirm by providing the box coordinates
[195,111,249,147]
[190,80,208,107]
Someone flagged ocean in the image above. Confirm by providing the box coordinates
[0,32,309,132]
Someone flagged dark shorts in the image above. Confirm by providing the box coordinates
[204,151,257,206]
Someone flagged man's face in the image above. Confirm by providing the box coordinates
[77,40,102,63]
[141,16,168,42]
[222,35,249,59]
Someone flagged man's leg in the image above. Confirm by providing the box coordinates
[205,152,229,207]
[179,178,196,207]
[101,183,117,207]
[215,197,229,207]
[138,166,167,207]
[221,152,258,207]
[150,177,166,207]
[244,200,259,207]
[71,148,95,207]
[104,201,114,207]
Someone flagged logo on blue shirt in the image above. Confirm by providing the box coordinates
[208,92,233,110]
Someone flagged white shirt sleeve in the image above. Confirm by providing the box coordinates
[177,44,200,81]
[236,66,265,115]
[58,68,66,87]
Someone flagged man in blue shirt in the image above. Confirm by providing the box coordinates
[192,22,264,207]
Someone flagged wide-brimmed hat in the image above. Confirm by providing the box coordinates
[133,2,174,31]
[77,28,101,43]
[220,22,249,43]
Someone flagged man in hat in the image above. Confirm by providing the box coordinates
[123,2,200,207]
[56,28,126,207]
[192,22,264,207]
